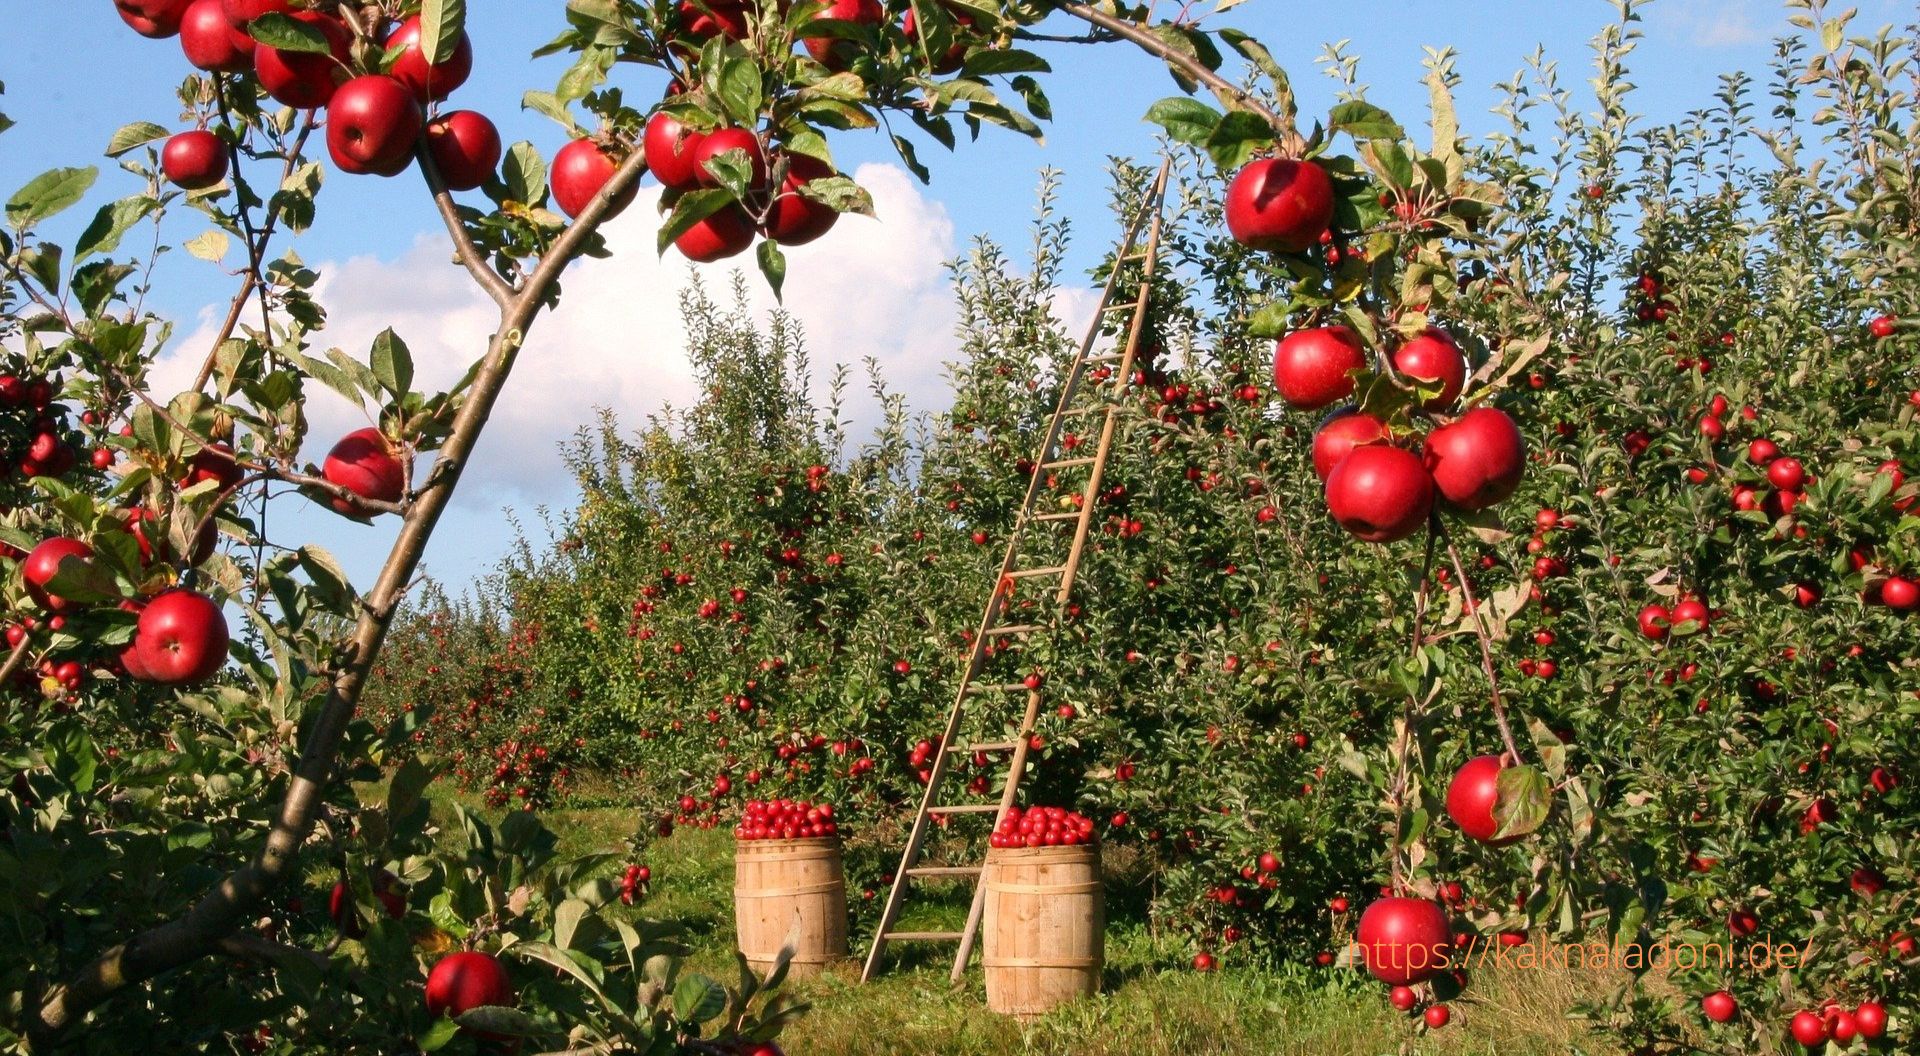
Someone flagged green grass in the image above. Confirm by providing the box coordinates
[406,787,1619,1055]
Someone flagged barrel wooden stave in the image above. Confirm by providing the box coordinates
[733,837,850,979]
[982,843,1104,1017]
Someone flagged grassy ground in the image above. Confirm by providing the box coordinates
[415,788,1616,1056]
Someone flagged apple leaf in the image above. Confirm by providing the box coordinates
[420,0,467,67]
[8,166,97,231]
[961,49,1049,77]
[453,1007,536,1038]
[19,245,61,296]
[76,196,159,260]
[500,142,547,208]
[799,175,873,217]
[43,554,125,609]
[1491,764,1550,842]
[1329,100,1405,141]
[247,12,331,53]
[1205,110,1276,170]
[369,328,414,399]
[105,121,171,158]
[1245,301,1291,340]
[294,352,366,412]
[1144,97,1220,148]
[672,973,727,1024]
[757,241,787,301]
[184,230,230,263]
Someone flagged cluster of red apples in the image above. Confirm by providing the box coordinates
[735,797,839,840]
[126,0,846,264]
[1226,155,1524,543]
[989,805,1096,848]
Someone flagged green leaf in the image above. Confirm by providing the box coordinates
[452,1007,536,1038]
[369,328,414,398]
[756,240,786,300]
[521,91,581,135]
[501,142,547,206]
[386,756,436,821]
[1245,301,1292,340]
[672,973,727,1024]
[76,197,158,259]
[419,0,467,66]
[295,353,367,410]
[1491,764,1551,842]
[1328,100,1404,141]
[8,167,97,230]
[716,53,765,127]
[554,898,590,951]
[417,1017,461,1051]
[1143,97,1221,147]
[105,122,171,158]
[796,175,873,217]
[248,12,330,52]
[46,722,99,796]
[20,245,61,296]
[1205,110,1275,170]
[960,49,1049,77]
[299,544,361,612]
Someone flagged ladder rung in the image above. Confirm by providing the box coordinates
[1101,302,1137,313]
[928,804,1002,814]
[1041,457,1096,470]
[952,740,1018,753]
[1085,352,1127,364]
[1005,566,1066,580]
[984,624,1042,636]
[965,682,1031,694]
[1032,511,1082,522]
[883,931,963,941]
[906,865,984,877]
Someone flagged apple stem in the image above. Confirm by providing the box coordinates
[1443,536,1527,768]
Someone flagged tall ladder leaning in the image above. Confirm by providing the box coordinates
[861,158,1173,985]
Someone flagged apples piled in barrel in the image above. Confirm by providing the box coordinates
[989,805,1096,848]
[736,798,838,840]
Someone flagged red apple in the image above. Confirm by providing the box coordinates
[116,0,195,37]
[1789,1010,1827,1047]
[426,111,501,192]
[1389,985,1417,1011]
[762,153,840,246]
[133,589,230,685]
[691,126,768,189]
[644,111,709,190]
[1392,328,1467,409]
[1272,326,1365,410]
[322,428,405,515]
[1853,1001,1886,1039]
[1324,444,1434,543]
[677,0,749,41]
[1423,407,1525,510]
[1354,897,1452,985]
[1446,754,1522,845]
[222,0,291,22]
[1868,315,1897,339]
[1702,990,1736,1023]
[23,538,94,612]
[1637,603,1670,640]
[1881,576,1918,610]
[1224,157,1335,253]
[386,15,473,102]
[329,874,406,936]
[253,11,352,109]
[675,207,756,263]
[425,951,514,1026]
[326,76,423,177]
[1311,409,1388,482]
[1424,1004,1450,1029]
[802,0,883,69]
[1767,457,1805,492]
[162,131,229,191]
[550,139,637,220]
[179,0,253,72]
[1671,597,1710,630]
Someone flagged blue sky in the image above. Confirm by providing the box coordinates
[3,1,1900,594]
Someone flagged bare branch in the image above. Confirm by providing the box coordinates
[415,139,516,308]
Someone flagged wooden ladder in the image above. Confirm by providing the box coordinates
[860,159,1173,985]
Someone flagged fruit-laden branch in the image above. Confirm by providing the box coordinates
[190,103,319,393]
[1054,2,1305,155]
[415,138,515,308]
[29,143,653,1045]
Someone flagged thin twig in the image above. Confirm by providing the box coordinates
[0,632,33,687]
[1443,535,1527,767]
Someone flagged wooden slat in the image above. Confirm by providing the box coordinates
[884,931,964,941]
[906,865,984,877]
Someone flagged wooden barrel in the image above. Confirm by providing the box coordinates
[733,837,849,978]
[982,843,1104,1017]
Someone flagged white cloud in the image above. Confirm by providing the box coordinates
[156,162,964,509]
[1654,0,1767,47]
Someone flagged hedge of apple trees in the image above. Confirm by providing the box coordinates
[0,0,1375,1053]
[368,1,1920,1051]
